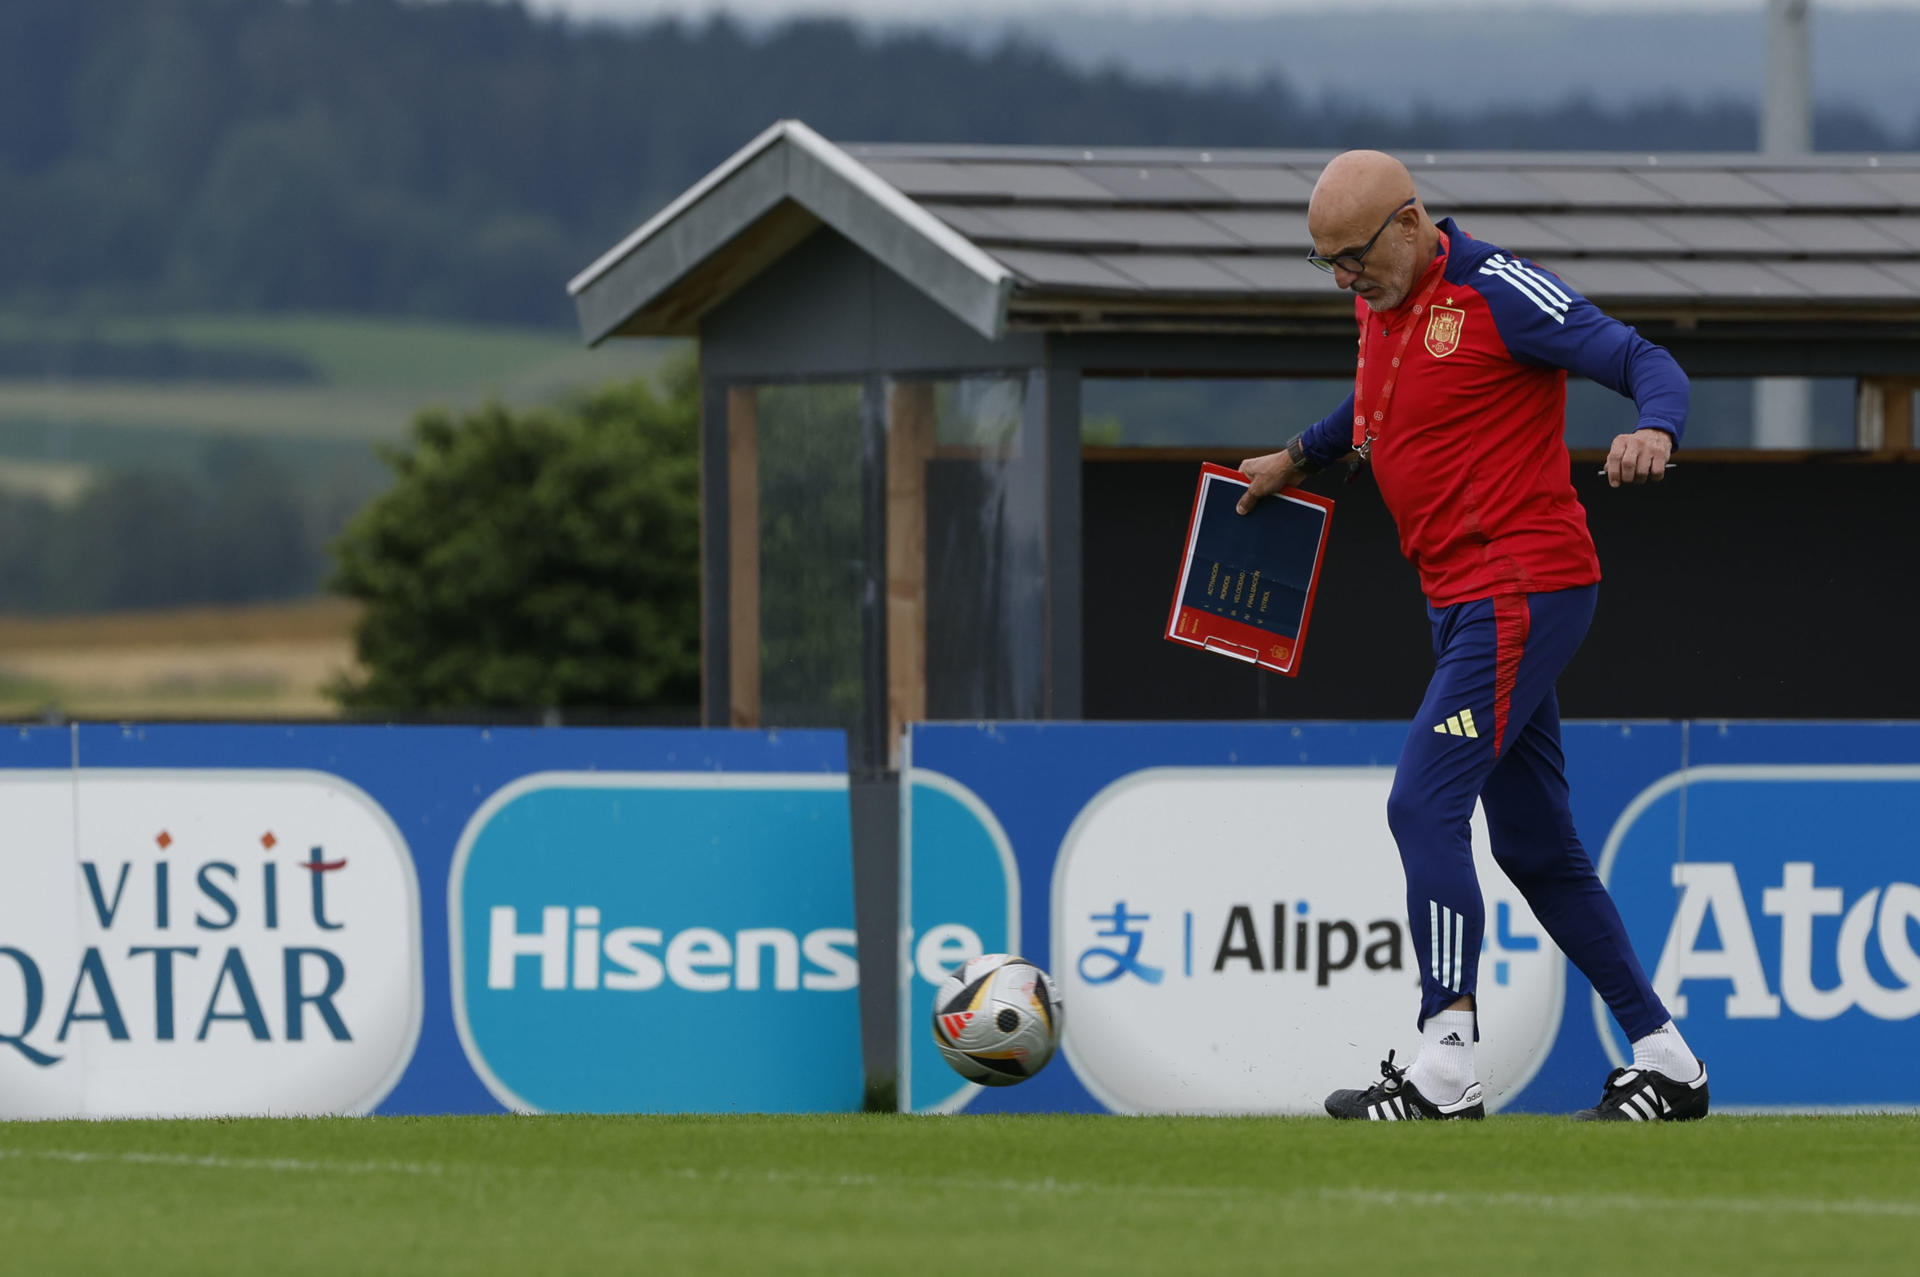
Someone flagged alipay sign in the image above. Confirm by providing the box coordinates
[0,724,861,1117]
[902,722,1920,1114]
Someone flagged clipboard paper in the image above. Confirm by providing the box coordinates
[1164,463,1334,677]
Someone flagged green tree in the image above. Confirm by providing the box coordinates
[11,0,1910,326]
[327,357,700,712]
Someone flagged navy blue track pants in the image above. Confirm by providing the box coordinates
[1389,584,1668,1038]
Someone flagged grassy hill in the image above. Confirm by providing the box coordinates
[0,313,672,450]
[0,596,361,719]
[0,312,675,629]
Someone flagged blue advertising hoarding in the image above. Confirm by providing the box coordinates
[6,717,1913,1117]
[0,724,861,1118]
[902,721,1920,1114]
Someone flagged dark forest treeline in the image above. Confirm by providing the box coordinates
[4,0,1915,329]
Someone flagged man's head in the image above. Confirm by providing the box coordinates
[1307,151,1439,312]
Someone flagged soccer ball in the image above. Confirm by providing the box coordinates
[930,953,1063,1086]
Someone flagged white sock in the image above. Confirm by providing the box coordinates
[1630,1020,1702,1082]
[1407,1008,1477,1103]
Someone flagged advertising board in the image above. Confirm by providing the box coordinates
[903,722,1920,1114]
[1601,761,1920,1109]
[0,768,419,1118]
[0,724,861,1117]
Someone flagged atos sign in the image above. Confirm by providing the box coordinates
[1600,766,1920,1108]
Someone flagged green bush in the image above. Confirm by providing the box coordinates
[328,356,699,712]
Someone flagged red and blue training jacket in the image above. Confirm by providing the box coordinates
[1298,218,1690,608]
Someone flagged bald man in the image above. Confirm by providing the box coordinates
[1237,151,1707,1123]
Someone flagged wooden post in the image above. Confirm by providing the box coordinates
[1860,377,1916,454]
[886,382,933,765]
[1887,379,1916,453]
[727,387,760,727]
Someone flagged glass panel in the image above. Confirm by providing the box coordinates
[754,383,866,734]
[1082,378,1354,448]
[1567,377,1858,450]
[896,375,1047,720]
[1085,373,1862,454]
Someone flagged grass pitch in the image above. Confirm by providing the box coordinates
[1,1115,1915,1275]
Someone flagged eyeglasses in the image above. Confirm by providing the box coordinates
[1306,197,1417,274]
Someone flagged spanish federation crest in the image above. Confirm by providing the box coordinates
[1424,303,1466,358]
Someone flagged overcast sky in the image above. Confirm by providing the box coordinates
[518,0,1914,18]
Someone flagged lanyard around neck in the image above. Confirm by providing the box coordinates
[1350,263,1447,460]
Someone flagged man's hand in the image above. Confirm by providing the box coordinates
[1235,449,1302,514]
[1604,427,1674,488]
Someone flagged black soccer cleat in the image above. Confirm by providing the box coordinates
[1325,1050,1486,1121]
[1571,1062,1710,1122]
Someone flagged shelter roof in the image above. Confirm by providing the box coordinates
[571,122,1920,343]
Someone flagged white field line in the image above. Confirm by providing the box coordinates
[3,1149,1914,1222]
[0,1148,441,1176]
[670,1167,1920,1221]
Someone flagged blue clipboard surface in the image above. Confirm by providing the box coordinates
[1164,463,1334,676]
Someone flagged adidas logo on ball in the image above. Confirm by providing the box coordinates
[930,953,1064,1087]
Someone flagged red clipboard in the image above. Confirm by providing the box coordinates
[1164,463,1334,677]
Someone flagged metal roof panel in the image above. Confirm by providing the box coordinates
[966,207,1252,250]
[1087,209,1249,249]
[1194,210,1309,249]
[1765,261,1915,298]
[924,204,1015,239]
[1654,260,1810,299]
[1633,169,1787,208]
[1540,260,1697,298]
[845,143,1920,171]
[1524,169,1675,208]
[1747,170,1903,208]
[1206,255,1337,293]
[1183,165,1318,203]
[1402,173,1463,204]
[1448,214,1574,253]
[967,206,1123,244]
[991,249,1143,291]
[1860,216,1920,252]
[1524,215,1682,252]
[883,161,1117,201]
[1090,253,1261,292]
[1877,262,1920,292]
[1417,168,1565,207]
[1859,171,1920,206]
[1742,215,1909,255]
[862,161,1001,199]
[1639,215,1793,253]
[1074,164,1235,203]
